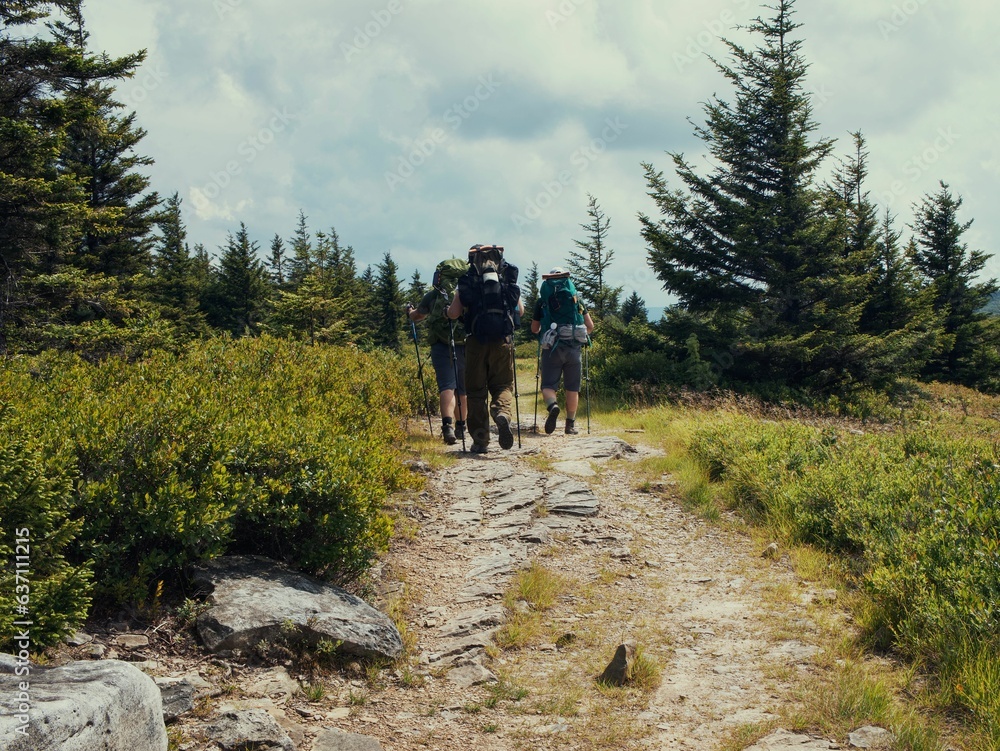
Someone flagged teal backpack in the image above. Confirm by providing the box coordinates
[539,274,588,349]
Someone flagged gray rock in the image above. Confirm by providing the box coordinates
[465,552,515,580]
[155,679,196,722]
[0,655,168,751]
[190,556,402,660]
[743,729,836,749]
[544,476,600,516]
[313,728,383,751]
[438,606,505,637]
[114,633,150,649]
[204,708,295,751]
[447,662,497,688]
[849,725,894,748]
[65,630,93,647]
[88,643,106,659]
[548,436,637,461]
[597,642,635,686]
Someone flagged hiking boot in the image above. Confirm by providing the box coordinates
[495,414,514,450]
[442,422,457,445]
[470,442,489,455]
[455,421,466,441]
[565,418,578,435]
[544,403,560,434]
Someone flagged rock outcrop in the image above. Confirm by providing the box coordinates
[0,653,168,751]
[190,555,403,660]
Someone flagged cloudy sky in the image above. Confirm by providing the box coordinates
[82,0,999,308]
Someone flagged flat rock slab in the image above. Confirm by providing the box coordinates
[314,728,383,751]
[547,436,637,462]
[0,655,168,751]
[551,460,597,477]
[543,476,601,516]
[204,708,294,751]
[744,729,839,750]
[155,678,196,722]
[191,555,402,659]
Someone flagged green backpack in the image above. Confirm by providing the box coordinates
[426,257,468,346]
[539,276,588,349]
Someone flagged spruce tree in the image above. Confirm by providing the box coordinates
[519,261,540,342]
[406,269,426,307]
[151,193,206,337]
[266,234,287,288]
[620,291,649,325]
[372,252,404,350]
[639,0,878,391]
[286,210,312,288]
[568,194,621,318]
[52,0,159,278]
[210,223,270,336]
[910,182,998,384]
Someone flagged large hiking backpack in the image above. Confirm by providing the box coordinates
[426,257,468,345]
[539,271,588,349]
[459,245,521,343]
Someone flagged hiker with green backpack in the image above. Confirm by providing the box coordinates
[531,267,595,435]
[406,257,470,446]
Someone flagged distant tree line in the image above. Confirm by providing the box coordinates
[2,0,997,396]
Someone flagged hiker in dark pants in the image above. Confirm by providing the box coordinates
[531,267,595,435]
[446,245,524,454]
[407,275,468,445]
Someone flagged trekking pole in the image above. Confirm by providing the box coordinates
[448,317,467,453]
[510,338,522,448]
[585,342,591,435]
[532,338,541,433]
[408,313,434,437]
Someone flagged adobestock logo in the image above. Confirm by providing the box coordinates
[510,117,628,231]
[384,75,502,192]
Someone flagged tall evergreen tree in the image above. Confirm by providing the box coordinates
[286,210,312,288]
[519,261,540,342]
[210,223,270,336]
[151,193,206,337]
[266,234,287,288]
[620,291,649,325]
[568,194,621,318]
[51,0,159,278]
[910,182,998,384]
[406,269,426,307]
[372,252,403,350]
[639,0,882,390]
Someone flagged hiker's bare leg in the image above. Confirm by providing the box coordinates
[542,388,557,403]
[440,389,456,421]
[566,391,579,415]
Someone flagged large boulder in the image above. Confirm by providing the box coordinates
[0,654,167,751]
[190,556,403,660]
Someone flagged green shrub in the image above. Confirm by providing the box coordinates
[0,439,92,651]
[686,416,1000,736]
[0,336,416,616]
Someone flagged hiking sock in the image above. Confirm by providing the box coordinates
[495,414,514,450]
[544,402,560,434]
[442,418,456,445]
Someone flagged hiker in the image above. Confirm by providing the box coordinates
[406,257,470,445]
[446,244,524,454]
[531,267,594,435]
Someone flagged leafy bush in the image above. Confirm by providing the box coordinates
[686,416,1000,735]
[0,336,417,626]
[0,440,92,651]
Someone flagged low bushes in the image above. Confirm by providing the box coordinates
[687,416,1000,736]
[0,336,418,650]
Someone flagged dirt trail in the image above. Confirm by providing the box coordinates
[139,423,843,751]
[336,426,836,751]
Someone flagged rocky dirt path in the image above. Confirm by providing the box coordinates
[145,425,850,751]
[332,427,843,751]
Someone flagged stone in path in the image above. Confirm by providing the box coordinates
[313,728,383,750]
[190,555,402,659]
[0,653,168,751]
[544,475,601,516]
[742,729,837,750]
[547,435,638,461]
[203,708,295,751]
